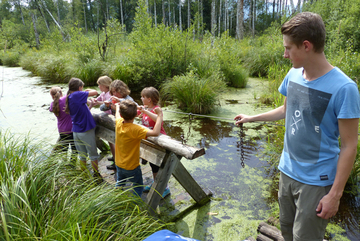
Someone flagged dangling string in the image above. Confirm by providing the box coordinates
[239,123,245,168]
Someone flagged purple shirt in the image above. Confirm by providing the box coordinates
[50,96,73,134]
[68,91,96,133]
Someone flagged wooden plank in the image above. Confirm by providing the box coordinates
[172,161,211,205]
[93,112,205,160]
[146,151,180,216]
[139,144,166,167]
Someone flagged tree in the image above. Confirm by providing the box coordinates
[236,0,244,39]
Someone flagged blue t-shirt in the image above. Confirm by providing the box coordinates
[68,91,96,133]
[278,67,360,186]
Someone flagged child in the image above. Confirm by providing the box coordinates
[64,77,102,182]
[138,87,170,198]
[114,99,163,198]
[100,79,138,170]
[49,86,76,160]
[89,76,116,165]
[88,75,112,113]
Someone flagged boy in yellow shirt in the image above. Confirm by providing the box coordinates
[114,100,163,197]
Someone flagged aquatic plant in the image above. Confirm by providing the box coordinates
[0,131,167,240]
[161,70,226,114]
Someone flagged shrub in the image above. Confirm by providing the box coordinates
[161,70,226,114]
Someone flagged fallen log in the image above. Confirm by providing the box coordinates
[257,222,284,241]
[256,233,274,241]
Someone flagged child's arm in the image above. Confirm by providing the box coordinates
[139,107,160,122]
[115,103,121,119]
[146,108,163,137]
[85,89,99,97]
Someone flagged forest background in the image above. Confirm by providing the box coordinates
[1,0,360,239]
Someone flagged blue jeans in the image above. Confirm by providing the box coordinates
[115,165,143,197]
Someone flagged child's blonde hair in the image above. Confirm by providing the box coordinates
[97,76,112,88]
[120,100,138,120]
[50,86,62,117]
[141,87,160,105]
[110,79,130,97]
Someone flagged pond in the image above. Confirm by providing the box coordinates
[0,66,359,240]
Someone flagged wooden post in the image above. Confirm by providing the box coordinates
[146,151,180,215]
[172,161,211,205]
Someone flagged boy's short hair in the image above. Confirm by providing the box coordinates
[110,79,130,97]
[97,76,112,87]
[120,100,138,120]
[281,12,326,53]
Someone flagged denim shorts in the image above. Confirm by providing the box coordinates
[116,165,143,197]
[278,172,331,241]
[73,128,99,161]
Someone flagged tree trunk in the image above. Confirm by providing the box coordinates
[252,0,255,36]
[41,0,66,38]
[211,0,216,37]
[17,0,25,25]
[88,0,95,31]
[31,12,40,49]
[224,0,227,32]
[168,0,171,26]
[162,0,166,25]
[218,0,221,36]
[120,0,124,26]
[236,0,244,40]
[56,0,61,25]
[83,0,88,33]
[35,0,50,32]
[187,0,191,28]
[154,0,157,27]
[179,1,182,30]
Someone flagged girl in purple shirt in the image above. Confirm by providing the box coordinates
[65,78,103,183]
[49,87,76,159]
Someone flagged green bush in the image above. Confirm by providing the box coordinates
[162,70,226,114]
[1,51,20,67]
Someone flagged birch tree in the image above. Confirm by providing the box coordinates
[187,0,190,28]
[120,0,124,26]
[30,11,40,48]
[218,0,221,36]
[211,0,216,37]
[154,0,157,27]
[179,0,182,30]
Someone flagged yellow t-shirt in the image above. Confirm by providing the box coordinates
[115,118,148,170]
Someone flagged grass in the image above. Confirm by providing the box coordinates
[0,130,167,240]
[161,70,226,114]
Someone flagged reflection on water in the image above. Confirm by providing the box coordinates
[1,66,359,240]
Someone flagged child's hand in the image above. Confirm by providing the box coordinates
[104,100,111,108]
[154,107,163,117]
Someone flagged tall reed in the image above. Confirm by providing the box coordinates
[0,131,167,240]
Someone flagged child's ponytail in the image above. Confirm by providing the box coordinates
[65,77,85,114]
[50,87,62,117]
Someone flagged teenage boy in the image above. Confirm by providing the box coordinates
[234,12,360,240]
[114,100,163,197]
